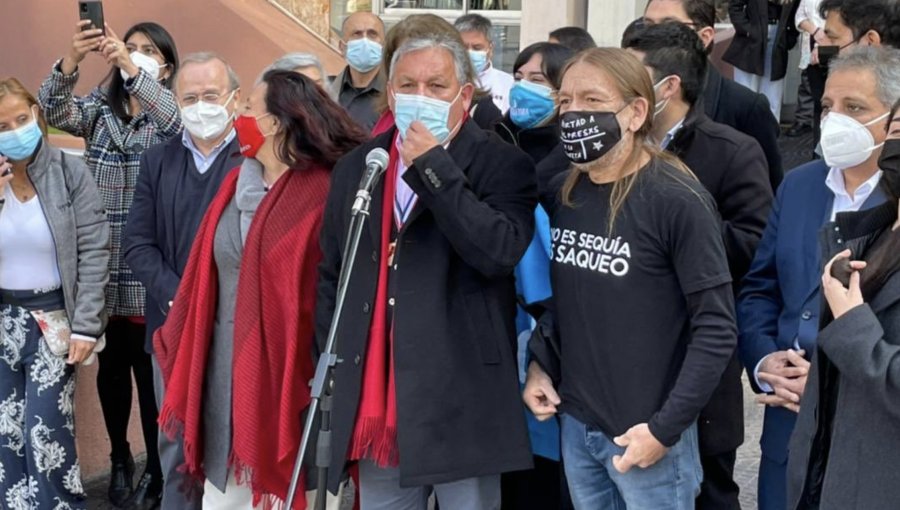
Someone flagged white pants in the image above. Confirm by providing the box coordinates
[202,477,343,510]
[733,23,785,122]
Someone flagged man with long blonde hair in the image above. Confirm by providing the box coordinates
[524,48,737,509]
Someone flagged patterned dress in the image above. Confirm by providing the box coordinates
[38,61,182,317]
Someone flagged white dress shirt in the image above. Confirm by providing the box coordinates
[825,166,883,221]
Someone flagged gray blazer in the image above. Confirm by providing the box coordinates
[787,270,900,510]
[0,141,110,338]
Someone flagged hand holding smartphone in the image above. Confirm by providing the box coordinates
[1,153,12,178]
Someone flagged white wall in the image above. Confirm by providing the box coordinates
[586,0,649,47]
[519,0,587,47]
[520,0,650,50]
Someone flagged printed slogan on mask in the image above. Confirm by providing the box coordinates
[551,227,631,276]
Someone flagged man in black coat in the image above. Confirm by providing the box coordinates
[122,52,244,510]
[316,34,535,509]
[646,0,784,189]
[723,0,800,124]
[624,21,773,510]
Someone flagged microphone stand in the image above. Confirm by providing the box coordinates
[285,181,379,510]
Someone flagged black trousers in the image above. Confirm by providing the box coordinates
[808,64,828,148]
[97,319,162,479]
[794,69,814,126]
[697,450,741,510]
[501,455,575,510]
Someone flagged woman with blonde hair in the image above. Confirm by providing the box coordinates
[0,77,109,509]
[523,48,737,509]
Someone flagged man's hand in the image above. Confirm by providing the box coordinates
[523,361,560,421]
[67,339,95,365]
[759,349,808,379]
[612,424,669,473]
[399,121,440,167]
[757,349,810,413]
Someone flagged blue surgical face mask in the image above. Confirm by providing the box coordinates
[0,109,42,161]
[346,37,383,73]
[468,50,489,74]
[392,88,463,143]
[509,80,556,129]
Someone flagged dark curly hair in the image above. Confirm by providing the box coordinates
[260,70,368,170]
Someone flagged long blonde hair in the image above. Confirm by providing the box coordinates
[559,48,693,233]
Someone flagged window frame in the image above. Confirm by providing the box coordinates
[371,4,522,27]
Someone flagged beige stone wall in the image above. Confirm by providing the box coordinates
[276,0,333,39]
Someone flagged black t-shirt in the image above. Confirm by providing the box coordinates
[545,159,735,445]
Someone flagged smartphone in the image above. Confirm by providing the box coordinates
[78,1,106,35]
[830,257,854,287]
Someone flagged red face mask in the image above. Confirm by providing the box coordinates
[234,113,271,158]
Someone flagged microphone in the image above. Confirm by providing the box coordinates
[351,148,390,216]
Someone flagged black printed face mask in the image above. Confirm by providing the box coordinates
[559,107,626,164]
[878,138,900,198]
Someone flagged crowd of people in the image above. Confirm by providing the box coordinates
[1,0,899,509]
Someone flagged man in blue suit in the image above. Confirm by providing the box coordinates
[737,46,898,510]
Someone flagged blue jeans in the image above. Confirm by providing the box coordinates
[561,414,702,510]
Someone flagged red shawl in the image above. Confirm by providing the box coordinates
[154,164,330,509]
[348,137,401,467]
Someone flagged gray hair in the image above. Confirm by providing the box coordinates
[175,52,240,92]
[258,52,327,85]
[829,46,900,109]
[454,13,492,40]
[389,35,473,86]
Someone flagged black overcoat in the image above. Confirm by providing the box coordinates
[316,120,536,491]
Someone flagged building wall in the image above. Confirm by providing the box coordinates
[1,0,344,97]
[587,0,649,47]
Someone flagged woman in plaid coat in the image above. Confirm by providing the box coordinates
[38,20,181,507]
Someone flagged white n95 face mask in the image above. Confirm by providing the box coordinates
[180,90,237,141]
[120,51,164,81]
[820,111,889,169]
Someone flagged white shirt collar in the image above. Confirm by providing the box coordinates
[660,116,686,149]
[825,166,883,220]
[181,128,236,156]
[825,166,882,201]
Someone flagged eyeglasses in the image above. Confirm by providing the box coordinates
[179,91,234,106]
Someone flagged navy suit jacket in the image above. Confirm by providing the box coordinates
[123,133,243,352]
[737,159,886,463]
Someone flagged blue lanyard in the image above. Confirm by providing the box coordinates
[394,192,416,226]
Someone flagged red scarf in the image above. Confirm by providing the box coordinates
[371,110,395,137]
[348,138,401,467]
[154,164,330,509]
